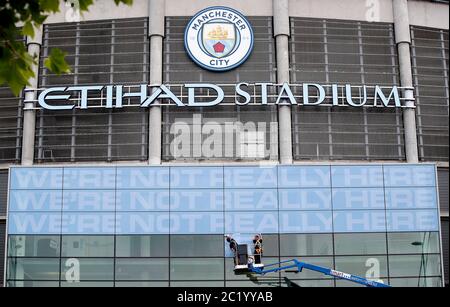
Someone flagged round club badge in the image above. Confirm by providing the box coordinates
[184,6,254,72]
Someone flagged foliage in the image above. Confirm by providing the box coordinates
[0,0,133,95]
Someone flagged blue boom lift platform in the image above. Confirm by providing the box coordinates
[248,259,391,288]
[228,234,391,288]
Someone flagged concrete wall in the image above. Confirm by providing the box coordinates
[288,0,394,23]
[408,0,449,29]
[43,0,448,30]
[45,0,149,23]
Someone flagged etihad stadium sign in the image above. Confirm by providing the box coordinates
[33,83,413,111]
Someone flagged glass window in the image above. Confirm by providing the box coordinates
[8,212,62,235]
[8,235,60,257]
[387,232,440,254]
[278,166,331,188]
[225,189,278,211]
[171,167,224,189]
[115,259,169,281]
[171,189,224,211]
[116,235,168,257]
[170,212,225,234]
[334,233,387,255]
[224,167,277,189]
[170,281,225,287]
[335,256,388,280]
[10,190,63,212]
[389,277,443,287]
[279,189,331,211]
[7,258,60,280]
[225,257,279,281]
[260,234,279,257]
[170,235,223,257]
[280,234,333,256]
[226,211,279,234]
[170,258,224,280]
[388,254,442,277]
[10,168,63,190]
[61,212,116,235]
[279,211,333,233]
[331,166,384,188]
[61,236,114,257]
[7,280,60,287]
[60,258,114,281]
[115,281,169,287]
[61,281,114,287]
[383,165,436,187]
[280,257,334,280]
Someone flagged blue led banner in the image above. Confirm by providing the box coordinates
[7,164,440,235]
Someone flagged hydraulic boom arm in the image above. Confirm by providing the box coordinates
[249,259,391,288]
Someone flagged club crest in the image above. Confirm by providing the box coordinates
[184,7,254,71]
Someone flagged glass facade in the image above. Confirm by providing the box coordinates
[5,232,442,287]
[5,164,444,287]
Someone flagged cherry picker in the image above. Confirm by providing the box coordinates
[227,234,391,288]
[248,259,391,288]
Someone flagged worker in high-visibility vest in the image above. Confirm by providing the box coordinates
[225,235,239,266]
[253,234,263,264]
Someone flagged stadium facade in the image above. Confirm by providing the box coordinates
[0,0,448,287]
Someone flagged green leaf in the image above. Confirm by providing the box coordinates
[38,0,60,13]
[0,47,35,96]
[22,21,35,38]
[77,0,94,11]
[44,48,71,75]
[114,0,134,6]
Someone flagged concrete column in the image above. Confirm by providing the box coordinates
[393,0,419,163]
[148,0,165,164]
[274,0,293,164]
[21,27,43,166]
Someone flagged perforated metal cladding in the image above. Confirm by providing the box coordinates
[36,18,149,162]
[438,168,449,215]
[290,18,405,161]
[162,17,278,161]
[411,26,449,162]
[0,37,24,164]
[0,170,7,216]
[0,222,4,287]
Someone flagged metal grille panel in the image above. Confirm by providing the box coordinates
[411,26,449,162]
[162,17,278,161]
[290,18,405,161]
[36,18,149,162]
[0,222,4,287]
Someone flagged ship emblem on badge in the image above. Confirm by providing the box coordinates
[184,7,254,71]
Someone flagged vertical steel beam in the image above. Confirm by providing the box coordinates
[274,0,293,164]
[393,0,419,163]
[21,27,43,166]
[148,0,165,164]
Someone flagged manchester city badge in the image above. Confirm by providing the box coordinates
[184,7,254,72]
